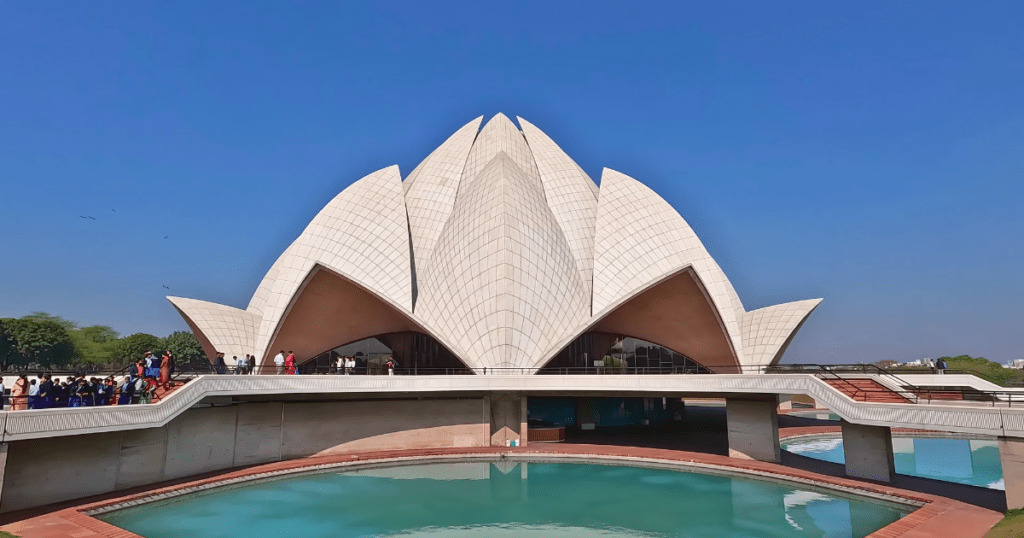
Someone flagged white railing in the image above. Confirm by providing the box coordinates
[1,374,1022,441]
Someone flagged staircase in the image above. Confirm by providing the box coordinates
[824,378,911,403]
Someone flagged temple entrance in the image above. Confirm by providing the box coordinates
[540,332,711,374]
[298,331,467,374]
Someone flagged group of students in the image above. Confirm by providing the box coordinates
[2,350,176,410]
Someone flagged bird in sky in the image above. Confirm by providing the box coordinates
[79,216,88,219]
[164,236,168,239]
[111,209,116,212]
[162,285,170,290]
[88,216,95,220]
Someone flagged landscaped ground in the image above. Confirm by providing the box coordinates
[985,510,1024,538]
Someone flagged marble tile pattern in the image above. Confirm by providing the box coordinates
[415,152,589,369]
[404,116,482,281]
[591,168,746,359]
[741,299,823,368]
[518,117,600,311]
[250,165,413,357]
[169,114,821,371]
[166,297,259,359]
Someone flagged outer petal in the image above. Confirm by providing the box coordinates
[459,114,541,195]
[253,165,413,359]
[417,152,589,369]
[518,117,599,312]
[741,299,823,368]
[167,297,259,360]
[246,242,296,318]
[404,116,482,303]
[592,168,744,359]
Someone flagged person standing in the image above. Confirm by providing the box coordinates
[347,356,355,375]
[274,350,286,375]
[214,352,227,375]
[936,357,947,375]
[386,356,396,376]
[11,375,28,411]
[248,353,257,375]
[0,378,6,410]
[27,379,39,409]
[160,351,171,388]
[38,375,54,409]
[285,351,296,375]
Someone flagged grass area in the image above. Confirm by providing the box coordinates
[985,509,1024,538]
[895,355,1024,387]
[0,531,20,538]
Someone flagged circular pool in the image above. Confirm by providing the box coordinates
[782,435,1004,490]
[97,458,910,538]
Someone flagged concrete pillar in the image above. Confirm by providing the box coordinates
[520,396,528,447]
[841,420,895,482]
[778,395,793,411]
[726,398,781,463]
[0,443,8,508]
[999,437,1024,509]
[490,394,524,447]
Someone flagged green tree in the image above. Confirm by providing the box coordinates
[1,317,76,368]
[162,330,209,368]
[0,319,18,370]
[111,333,163,366]
[21,312,78,331]
[71,325,120,365]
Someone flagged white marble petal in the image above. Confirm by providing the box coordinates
[741,299,823,368]
[167,297,259,360]
[416,152,589,370]
[518,117,599,313]
[251,165,413,358]
[459,114,541,195]
[404,116,482,306]
[591,168,745,359]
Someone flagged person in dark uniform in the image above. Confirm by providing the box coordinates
[37,375,54,409]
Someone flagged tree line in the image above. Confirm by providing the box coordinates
[0,312,208,371]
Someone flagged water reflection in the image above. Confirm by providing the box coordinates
[783,436,1004,490]
[101,461,907,538]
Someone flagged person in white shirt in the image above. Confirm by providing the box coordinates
[274,350,286,375]
[335,356,345,375]
[346,357,355,375]
[236,355,248,375]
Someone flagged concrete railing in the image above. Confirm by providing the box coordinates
[3,374,1024,441]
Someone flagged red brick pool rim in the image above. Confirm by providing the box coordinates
[0,441,1003,538]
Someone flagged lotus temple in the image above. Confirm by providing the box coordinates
[2,115,1023,538]
[168,113,821,375]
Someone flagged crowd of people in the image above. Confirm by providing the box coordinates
[1,349,176,411]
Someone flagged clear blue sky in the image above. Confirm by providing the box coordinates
[1,2,1021,364]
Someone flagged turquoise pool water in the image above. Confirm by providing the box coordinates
[788,411,841,421]
[782,436,1004,490]
[100,460,909,538]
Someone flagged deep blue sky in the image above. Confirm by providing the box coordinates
[1,2,1021,364]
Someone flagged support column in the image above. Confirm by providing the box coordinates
[490,394,525,447]
[520,396,528,447]
[726,398,781,463]
[841,420,895,482]
[999,437,1024,509]
[0,442,8,508]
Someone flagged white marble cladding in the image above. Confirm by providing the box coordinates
[169,114,822,371]
[417,152,589,369]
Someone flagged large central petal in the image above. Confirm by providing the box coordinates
[416,152,589,369]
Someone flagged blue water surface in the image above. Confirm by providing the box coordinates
[100,461,908,538]
[782,436,1004,490]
